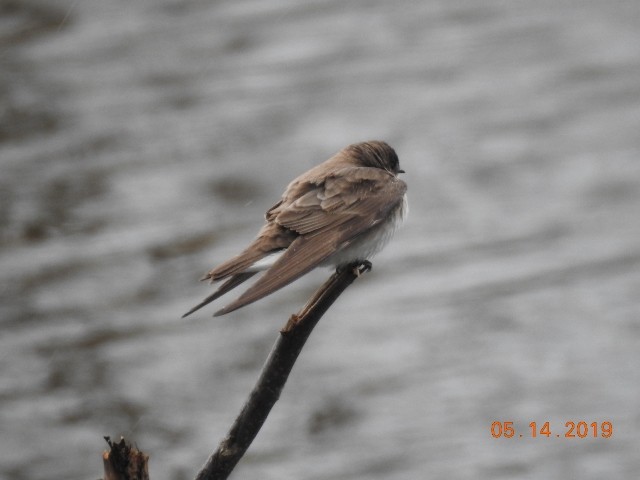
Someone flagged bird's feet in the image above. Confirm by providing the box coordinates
[355,260,372,276]
[337,260,372,276]
[338,260,371,276]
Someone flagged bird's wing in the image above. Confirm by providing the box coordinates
[270,167,394,234]
[214,169,406,315]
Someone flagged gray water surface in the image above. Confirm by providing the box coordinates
[1,1,640,479]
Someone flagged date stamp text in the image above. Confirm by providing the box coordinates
[491,421,613,439]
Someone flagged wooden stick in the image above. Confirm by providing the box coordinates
[194,262,370,480]
[102,436,149,480]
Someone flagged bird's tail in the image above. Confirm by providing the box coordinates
[182,271,257,318]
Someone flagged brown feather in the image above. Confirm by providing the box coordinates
[213,176,406,315]
[184,140,407,317]
[182,271,257,318]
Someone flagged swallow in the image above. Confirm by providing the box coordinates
[183,140,408,317]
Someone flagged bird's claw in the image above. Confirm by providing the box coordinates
[353,260,372,277]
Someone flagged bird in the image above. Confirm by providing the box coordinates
[182,140,408,317]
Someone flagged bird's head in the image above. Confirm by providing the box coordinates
[346,141,404,175]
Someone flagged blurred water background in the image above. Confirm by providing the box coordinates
[1,1,640,479]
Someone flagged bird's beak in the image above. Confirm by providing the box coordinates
[398,169,405,174]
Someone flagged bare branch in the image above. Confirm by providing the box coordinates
[194,261,370,480]
[102,436,149,480]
